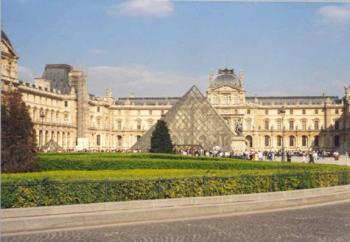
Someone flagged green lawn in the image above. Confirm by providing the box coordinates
[2,152,349,182]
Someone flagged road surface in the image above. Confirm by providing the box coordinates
[3,200,350,242]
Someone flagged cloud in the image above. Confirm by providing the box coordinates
[107,0,174,17]
[86,65,205,97]
[317,4,350,24]
[18,65,35,81]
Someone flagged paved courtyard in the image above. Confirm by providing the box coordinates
[274,156,350,166]
[3,201,350,242]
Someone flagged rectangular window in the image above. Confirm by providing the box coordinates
[264,120,269,130]
[290,109,293,115]
[97,107,100,112]
[265,109,269,115]
[64,101,68,107]
[315,109,318,114]
[302,120,307,130]
[247,109,251,115]
[289,120,294,130]
[277,120,282,130]
[302,109,306,115]
[314,120,319,130]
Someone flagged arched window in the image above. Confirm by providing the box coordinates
[302,136,308,147]
[289,136,295,147]
[97,134,101,146]
[136,135,141,141]
[334,135,340,147]
[277,136,283,147]
[264,135,270,147]
[314,136,319,147]
[136,119,142,130]
[117,135,123,147]
[334,120,339,130]
[245,135,253,148]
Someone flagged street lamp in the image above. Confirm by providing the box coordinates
[40,110,46,148]
[279,106,286,161]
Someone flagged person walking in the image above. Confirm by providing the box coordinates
[309,152,314,164]
[287,152,292,162]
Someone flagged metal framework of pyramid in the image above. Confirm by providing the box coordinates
[132,86,235,152]
[41,139,64,152]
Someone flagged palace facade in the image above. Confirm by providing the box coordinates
[2,31,350,152]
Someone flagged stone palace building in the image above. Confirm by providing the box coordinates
[2,31,350,153]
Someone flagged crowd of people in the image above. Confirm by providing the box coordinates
[174,148,347,163]
[53,146,349,164]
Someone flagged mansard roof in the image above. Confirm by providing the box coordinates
[116,97,180,106]
[1,30,18,57]
[246,96,342,105]
[113,94,342,106]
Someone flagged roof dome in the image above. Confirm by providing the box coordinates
[209,68,242,89]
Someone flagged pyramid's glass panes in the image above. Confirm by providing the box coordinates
[132,86,235,151]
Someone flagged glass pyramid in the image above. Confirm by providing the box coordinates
[132,86,235,151]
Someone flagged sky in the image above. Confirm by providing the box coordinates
[2,0,350,98]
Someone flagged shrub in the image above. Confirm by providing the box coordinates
[1,89,38,173]
[150,120,173,153]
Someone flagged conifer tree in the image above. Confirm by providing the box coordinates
[1,89,38,173]
[150,120,173,153]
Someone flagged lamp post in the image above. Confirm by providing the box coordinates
[279,106,286,161]
[40,110,46,148]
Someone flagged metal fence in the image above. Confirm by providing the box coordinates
[2,171,350,208]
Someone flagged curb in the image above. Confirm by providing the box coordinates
[2,185,350,235]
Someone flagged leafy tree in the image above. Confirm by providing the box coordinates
[150,120,173,153]
[1,89,38,173]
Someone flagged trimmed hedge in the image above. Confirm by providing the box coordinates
[2,153,350,208]
[2,171,349,208]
